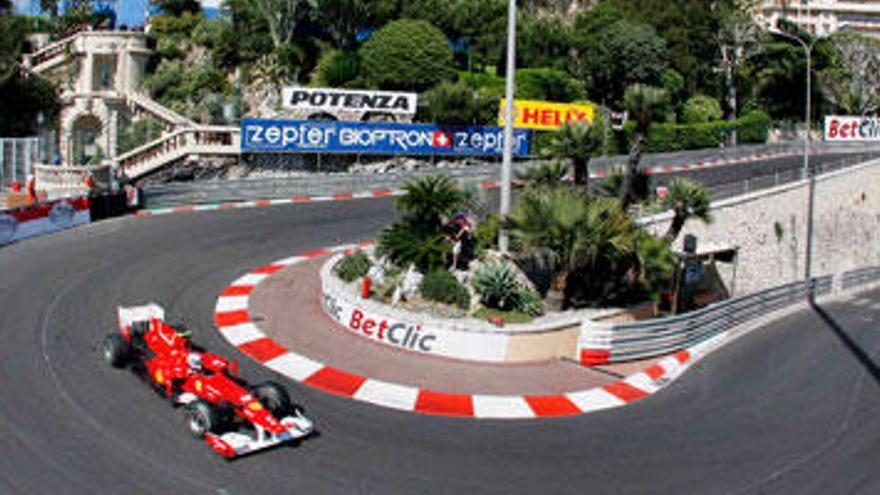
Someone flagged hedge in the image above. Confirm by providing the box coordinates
[620,111,772,153]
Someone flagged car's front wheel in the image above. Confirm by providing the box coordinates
[183,400,220,438]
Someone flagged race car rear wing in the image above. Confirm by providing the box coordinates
[118,303,165,332]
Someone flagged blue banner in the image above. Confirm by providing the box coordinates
[241,119,531,157]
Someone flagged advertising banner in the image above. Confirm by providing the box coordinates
[241,118,532,156]
[499,99,596,131]
[281,87,418,116]
[322,293,510,362]
[825,115,880,141]
[0,197,90,246]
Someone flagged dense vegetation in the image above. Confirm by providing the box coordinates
[2,1,878,148]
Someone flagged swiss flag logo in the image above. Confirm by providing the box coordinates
[432,131,453,148]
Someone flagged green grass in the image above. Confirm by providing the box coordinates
[473,307,536,324]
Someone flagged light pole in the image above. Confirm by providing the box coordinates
[768,23,819,290]
[498,0,516,254]
[768,26,816,181]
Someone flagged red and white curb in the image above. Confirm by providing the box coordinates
[213,245,728,419]
[146,149,810,217]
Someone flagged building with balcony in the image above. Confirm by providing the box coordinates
[755,1,880,38]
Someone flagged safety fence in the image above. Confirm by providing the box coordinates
[139,141,880,209]
[0,138,41,191]
[579,267,877,364]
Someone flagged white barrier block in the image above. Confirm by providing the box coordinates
[232,273,269,286]
[624,372,660,394]
[275,256,307,266]
[353,379,420,412]
[566,388,625,413]
[263,353,324,382]
[218,322,264,346]
[473,395,535,419]
[215,295,249,312]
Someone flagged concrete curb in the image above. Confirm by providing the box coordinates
[145,150,802,217]
[213,245,729,419]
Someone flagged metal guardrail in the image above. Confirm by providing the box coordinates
[587,268,876,363]
[140,141,880,208]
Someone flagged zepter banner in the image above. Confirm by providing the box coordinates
[282,87,418,116]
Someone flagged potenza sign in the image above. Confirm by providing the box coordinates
[322,294,509,362]
[282,87,418,115]
[241,118,532,156]
[824,115,880,141]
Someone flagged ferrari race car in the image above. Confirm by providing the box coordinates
[102,304,314,459]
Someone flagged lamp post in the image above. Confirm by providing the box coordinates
[498,0,517,254]
[768,23,819,292]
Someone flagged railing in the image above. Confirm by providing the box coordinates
[580,267,878,364]
[127,92,196,129]
[33,164,111,199]
[117,126,239,179]
[23,32,78,72]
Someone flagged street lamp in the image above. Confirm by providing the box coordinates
[767,23,820,290]
[767,25,817,181]
[498,0,516,254]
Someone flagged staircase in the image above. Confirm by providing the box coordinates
[116,126,240,179]
[127,91,197,129]
[22,30,241,184]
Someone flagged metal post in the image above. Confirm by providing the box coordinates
[804,45,811,181]
[12,139,17,183]
[498,0,516,254]
[0,140,5,186]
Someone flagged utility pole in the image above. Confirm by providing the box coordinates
[498,0,516,254]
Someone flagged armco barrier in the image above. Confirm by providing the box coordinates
[579,273,867,365]
[0,197,90,246]
[321,252,879,365]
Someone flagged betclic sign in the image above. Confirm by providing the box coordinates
[499,99,596,131]
[281,87,418,115]
[824,115,880,141]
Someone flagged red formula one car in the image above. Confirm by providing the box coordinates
[102,304,313,459]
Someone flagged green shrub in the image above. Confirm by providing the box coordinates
[473,262,544,316]
[682,95,723,123]
[474,214,500,252]
[360,19,456,92]
[420,269,470,309]
[517,289,544,317]
[515,68,586,102]
[118,117,163,154]
[473,262,520,312]
[737,109,772,144]
[310,50,362,88]
[334,250,372,282]
[420,81,491,126]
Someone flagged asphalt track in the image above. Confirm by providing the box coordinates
[2,154,880,494]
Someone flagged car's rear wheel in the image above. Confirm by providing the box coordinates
[251,381,293,417]
[184,400,220,438]
[102,334,129,368]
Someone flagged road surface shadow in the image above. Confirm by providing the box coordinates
[810,300,880,387]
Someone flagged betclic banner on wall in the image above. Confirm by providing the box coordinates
[241,118,532,157]
[824,115,880,141]
[498,99,596,131]
[281,87,418,116]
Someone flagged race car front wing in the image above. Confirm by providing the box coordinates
[204,413,314,459]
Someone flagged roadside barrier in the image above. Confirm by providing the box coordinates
[0,197,90,246]
[578,271,874,365]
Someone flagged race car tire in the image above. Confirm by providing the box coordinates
[183,400,220,438]
[251,382,293,417]
[102,334,129,368]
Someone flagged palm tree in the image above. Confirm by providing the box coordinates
[661,178,713,243]
[515,161,569,188]
[395,175,465,230]
[621,84,669,208]
[505,188,635,309]
[541,121,603,187]
[632,231,676,298]
[597,168,652,203]
[377,175,465,271]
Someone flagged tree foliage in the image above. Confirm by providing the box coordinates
[360,19,455,92]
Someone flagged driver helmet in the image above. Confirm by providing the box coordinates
[187,352,203,371]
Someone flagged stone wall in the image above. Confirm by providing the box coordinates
[643,159,880,295]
